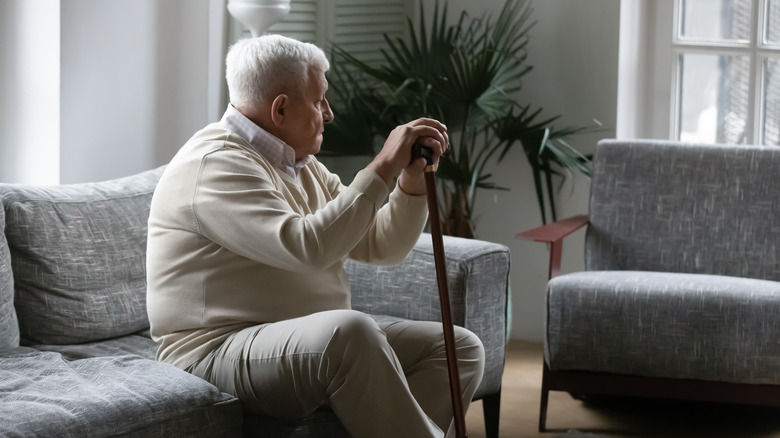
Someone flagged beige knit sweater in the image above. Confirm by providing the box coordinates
[146,123,428,370]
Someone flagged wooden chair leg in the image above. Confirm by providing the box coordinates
[539,362,550,432]
[481,390,501,438]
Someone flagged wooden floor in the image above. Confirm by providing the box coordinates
[464,341,780,438]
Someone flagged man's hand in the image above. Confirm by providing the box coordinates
[366,118,449,195]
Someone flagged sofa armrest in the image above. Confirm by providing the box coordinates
[346,233,510,398]
[516,215,589,279]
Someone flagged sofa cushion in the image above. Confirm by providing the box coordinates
[0,203,20,350]
[545,270,780,385]
[0,166,165,344]
[0,347,242,437]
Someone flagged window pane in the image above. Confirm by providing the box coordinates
[767,0,780,45]
[679,53,751,144]
[763,58,780,145]
[679,0,752,43]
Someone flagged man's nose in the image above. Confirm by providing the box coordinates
[323,103,334,124]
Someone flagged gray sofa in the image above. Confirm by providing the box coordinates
[518,139,780,431]
[0,165,510,437]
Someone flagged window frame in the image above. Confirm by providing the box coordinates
[617,0,780,145]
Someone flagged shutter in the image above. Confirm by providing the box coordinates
[331,0,412,68]
[267,0,319,43]
[231,0,413,67]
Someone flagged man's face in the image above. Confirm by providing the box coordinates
[280,68,334,160]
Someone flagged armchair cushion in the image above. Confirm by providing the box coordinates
[2,167,165,345]
[586,140,780,282]
[546,270,780,385]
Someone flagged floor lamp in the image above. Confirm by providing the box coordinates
[227,0,291,37]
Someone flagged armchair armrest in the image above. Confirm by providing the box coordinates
[346,233,510,399]
[516,215,589,279]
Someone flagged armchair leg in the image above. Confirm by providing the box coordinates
[539,363,550,432]
[481,390,501,438]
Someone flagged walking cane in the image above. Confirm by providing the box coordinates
[412,144,468,438]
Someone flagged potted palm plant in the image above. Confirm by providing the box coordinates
[322,0,595,238]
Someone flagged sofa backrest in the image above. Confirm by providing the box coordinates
[585,139,780,282]
[0,202,20,350]
[0,166,166,345]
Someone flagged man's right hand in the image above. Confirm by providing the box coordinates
[366,118,449,194]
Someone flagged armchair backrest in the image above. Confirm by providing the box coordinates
[585,139,780,282]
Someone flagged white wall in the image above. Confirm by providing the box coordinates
[423,0,621,341]
[0,0,61,184]
[0,0,214,185]
[59,0,212,183]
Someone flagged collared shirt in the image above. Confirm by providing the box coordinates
[220,104,312,178]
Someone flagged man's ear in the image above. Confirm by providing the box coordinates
[270,94,288,127]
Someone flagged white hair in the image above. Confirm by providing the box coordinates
[225,35,329,113]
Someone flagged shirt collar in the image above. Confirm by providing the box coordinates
[219,104,312,178]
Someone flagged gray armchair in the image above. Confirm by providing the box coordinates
[518,139,780,432]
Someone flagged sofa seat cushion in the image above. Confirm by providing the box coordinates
[31,332,158,361]
[546,271,780,385]
[0,348,242,437]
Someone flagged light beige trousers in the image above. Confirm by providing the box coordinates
[188,309,485,438]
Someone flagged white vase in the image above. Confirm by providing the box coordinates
[227,0,291,37]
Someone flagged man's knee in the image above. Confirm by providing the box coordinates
[454,327,485,369]
[323,310,386,355]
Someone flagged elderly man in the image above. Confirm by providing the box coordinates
[146,34,484,438]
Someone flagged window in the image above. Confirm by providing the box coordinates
[674,0,780,145]
[617,0,780,145]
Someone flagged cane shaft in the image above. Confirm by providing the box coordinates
[423,168,468,438]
